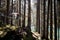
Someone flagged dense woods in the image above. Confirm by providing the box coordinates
[0,0,59,40]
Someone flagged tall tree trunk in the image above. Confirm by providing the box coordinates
[43,0,45,39]
[28,0,31,31]
[19,0,21,27]
[54,0,57,40]
[0,0,1,7]
[11,0,13,25]
[50,0,53,40]
[45,0,49,39]
[36,0,40,33]
[6,0,10,24]
[22,0,26,27]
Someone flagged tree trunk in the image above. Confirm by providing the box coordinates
[11,0,13,25]
[19,0,21,27]
[0,0,1,7]
[36,0,40,33]
[27,0,31,31]
[6,0,10,24]
[45,0,49,39]
[54,0,57,40]
[22,0,26,27]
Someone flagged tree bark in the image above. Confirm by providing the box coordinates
[22,0,26,27]
[54,0,57,40]
[27,0,31,31]
[0,0,1,7]
[36,0,40,33]
[19,0,21,27]
[6,0,10,24]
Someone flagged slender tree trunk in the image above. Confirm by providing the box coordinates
[6,0,10,24]
[22,0,26,27]
[11,0,13,25]
[43,0,45,39]
[40,0,44,39]
[0,0,1,7]
[27,0,31,31]
[36,0,40,33]
[19,0,21,27]
[45,0,49,39]
[54,0,57,40]
[50,0,53,40]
